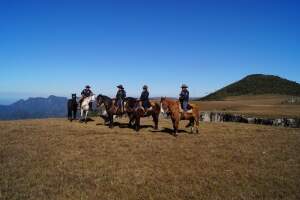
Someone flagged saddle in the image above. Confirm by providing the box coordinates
[179,103,193,113]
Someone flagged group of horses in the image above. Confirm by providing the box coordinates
[68,94,200,136]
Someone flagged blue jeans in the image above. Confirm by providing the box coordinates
[182,101,188,111]
[142,100,150,109]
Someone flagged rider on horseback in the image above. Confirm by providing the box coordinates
[140,85,151,111]
[80,85,93,110]
[115,84,126,113]
[179,84,189,112]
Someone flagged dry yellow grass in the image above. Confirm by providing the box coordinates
[1,116,300,200]
[194,95,300,118]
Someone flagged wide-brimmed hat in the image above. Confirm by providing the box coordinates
[117,84,124,89]
[85,85,91,88]
[181,84,188,88]
[143,85,148,89]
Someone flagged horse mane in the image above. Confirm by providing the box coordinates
[97,94,112,101]
[163,98,179,106]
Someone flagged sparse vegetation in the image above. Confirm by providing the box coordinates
[1,117,300,200]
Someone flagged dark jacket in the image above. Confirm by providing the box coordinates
[81,89,93,97]
[116,89,126,100]
[179,90,189,102]
[140,90,149,101]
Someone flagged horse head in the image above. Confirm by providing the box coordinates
[160,97,169,114]
[96,94,112,108]
[96,95,104,107]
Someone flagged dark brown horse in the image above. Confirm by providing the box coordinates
[96,94,124,128]
[126,100,160,132]
[67,94,78,122]
[160,97,200,136]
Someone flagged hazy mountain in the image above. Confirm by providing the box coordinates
[0,95,68,120]
[200,74,300,100]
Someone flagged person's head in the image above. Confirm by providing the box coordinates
[117,85,124,90]
[143,85,148,91]
[181,84,188,91]
[85,85,91,89]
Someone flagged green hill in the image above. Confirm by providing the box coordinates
[201,74,300,100]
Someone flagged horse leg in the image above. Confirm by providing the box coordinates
[68,107,72,121]
[172,118,179,136]
[74,109,77,120]
[128,114,134,128]
[135,116,140,132]
[109,114,114,128]
[196,116,200,134]
[152,112,159,130]
[80,109,83,123]
[85,110,88,123]
[190,120,195,133]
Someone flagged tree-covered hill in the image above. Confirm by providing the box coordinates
[201,74,300,100]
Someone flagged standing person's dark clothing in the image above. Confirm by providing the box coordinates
[179,84,189,111]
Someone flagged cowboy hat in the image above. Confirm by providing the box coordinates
[117,84,124,89]
[181,84,188,88]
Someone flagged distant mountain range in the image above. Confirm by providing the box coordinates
[1,74,300,120]
[0,95,68,120]
[200,74,300,100]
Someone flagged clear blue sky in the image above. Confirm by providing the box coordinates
[0,0,299,104]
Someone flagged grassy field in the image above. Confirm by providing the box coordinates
[1,116,300,200]
[194,95,300,118]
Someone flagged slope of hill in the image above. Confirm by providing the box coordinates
[201,74,300,100]
[0,95,68,120]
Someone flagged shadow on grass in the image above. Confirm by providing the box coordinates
[78,118,95,123]
[151,127,188,136]
[96,121,156,132]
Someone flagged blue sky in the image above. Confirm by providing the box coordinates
[0,0,299,104]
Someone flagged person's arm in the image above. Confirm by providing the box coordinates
[179,91,183,100]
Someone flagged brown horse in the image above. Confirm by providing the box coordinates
[160,97,200,136]
[96,94,125,128]
[125,100,160,132]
